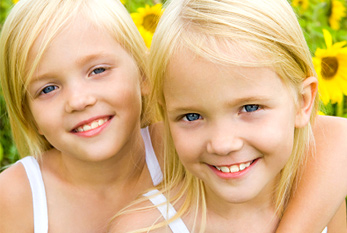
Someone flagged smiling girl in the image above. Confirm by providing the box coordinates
[109,0,346,232]
[0,0,163,232]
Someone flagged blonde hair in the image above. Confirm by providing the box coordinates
[147,0,318,231]
[0,0,149,158]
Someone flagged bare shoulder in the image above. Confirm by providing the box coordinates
[109,198,169,233]
[314,115,347,139]
[0,159,34,232]
[327,200,347,233]
[313,115,347,189]
[314,116,347,160]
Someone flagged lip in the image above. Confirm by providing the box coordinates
[209,158,259,179]
[71,115,113,138]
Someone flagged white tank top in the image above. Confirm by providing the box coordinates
[18,127,163,233]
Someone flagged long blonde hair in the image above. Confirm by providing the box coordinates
[111,0,318,232]
[0,0,150,158]
[150,0,318,231]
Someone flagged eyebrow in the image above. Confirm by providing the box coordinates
[31,52,115,81]
[226,96,272,105]
[75,52,115,66]
[166,95,273,113]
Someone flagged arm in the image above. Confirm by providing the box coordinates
[0,163,34,232]
[327,200,347,233]
[276,115,347,233]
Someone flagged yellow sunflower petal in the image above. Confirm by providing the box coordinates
[131,4,164,48]
[313,31,347,104]
[323,29,333,48]
[131,4,163,33]
[137,26,154,48]
[329,0,347,30]
[291,0,309,10]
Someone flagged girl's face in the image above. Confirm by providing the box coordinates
[164,49,302,208]
[27,17,144,162]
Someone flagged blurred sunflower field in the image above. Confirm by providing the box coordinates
[0,0,347,170]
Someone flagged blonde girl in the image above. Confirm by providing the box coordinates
[0,0,163,232]
[110,0,346,232]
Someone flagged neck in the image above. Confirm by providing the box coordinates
[203,176,280,233]
[44,127,147,190]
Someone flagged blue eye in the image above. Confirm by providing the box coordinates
[183,113,201,121]
[243,105,259,112]
[41,85,57,94]
[91,67,106,75]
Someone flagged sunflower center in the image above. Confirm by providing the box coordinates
[143,14,159,33]
[321,57,339,79]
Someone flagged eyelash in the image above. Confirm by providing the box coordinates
[35,65,110,97]
[241,104,261,113]
[180,104,260,121]
[90,67,107,75]
[182,113,202,122]
[39,85,59,95]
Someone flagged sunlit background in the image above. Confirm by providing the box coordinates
[0,0,346,169]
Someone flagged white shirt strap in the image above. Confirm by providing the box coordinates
[144,189,190,233]
[18,156,48,233]
[141,127,163,186]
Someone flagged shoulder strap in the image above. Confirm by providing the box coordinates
[18,156,48,233]
[144,189,190,233]
[141,127,163,186]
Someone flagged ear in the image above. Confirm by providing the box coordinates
[295,76,318,128]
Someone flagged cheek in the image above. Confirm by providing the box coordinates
[28,103,46,135]
[255,120,295,161]
[108,78,142,109]
[169,125,202,165]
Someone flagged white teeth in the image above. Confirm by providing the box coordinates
[98,119,105,126]
[229,165,239,173]
[91,121,99,129]
[220,166,230,173]
[239,162,251,171]
[215,161,252,173]
[75,118,108,132]
[83,125,92,131]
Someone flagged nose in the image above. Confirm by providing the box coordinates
[65,86,97,113]
[206,123,243,156]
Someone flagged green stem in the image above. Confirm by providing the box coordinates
[336,95,345,117]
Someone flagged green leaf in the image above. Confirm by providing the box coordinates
[0,143,3,163]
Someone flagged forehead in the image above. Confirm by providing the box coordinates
[29,17,111,60]
[26,17,135,80]
[166,45,274,86]
[164,48,290,107]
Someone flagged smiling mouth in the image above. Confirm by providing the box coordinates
[73,117,111,133]
[214,160,256,173]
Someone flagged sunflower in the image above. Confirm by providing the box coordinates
[313,29,347,104]
[131,4,163,48]
[291,0,309,10]
[328,0,346,30]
